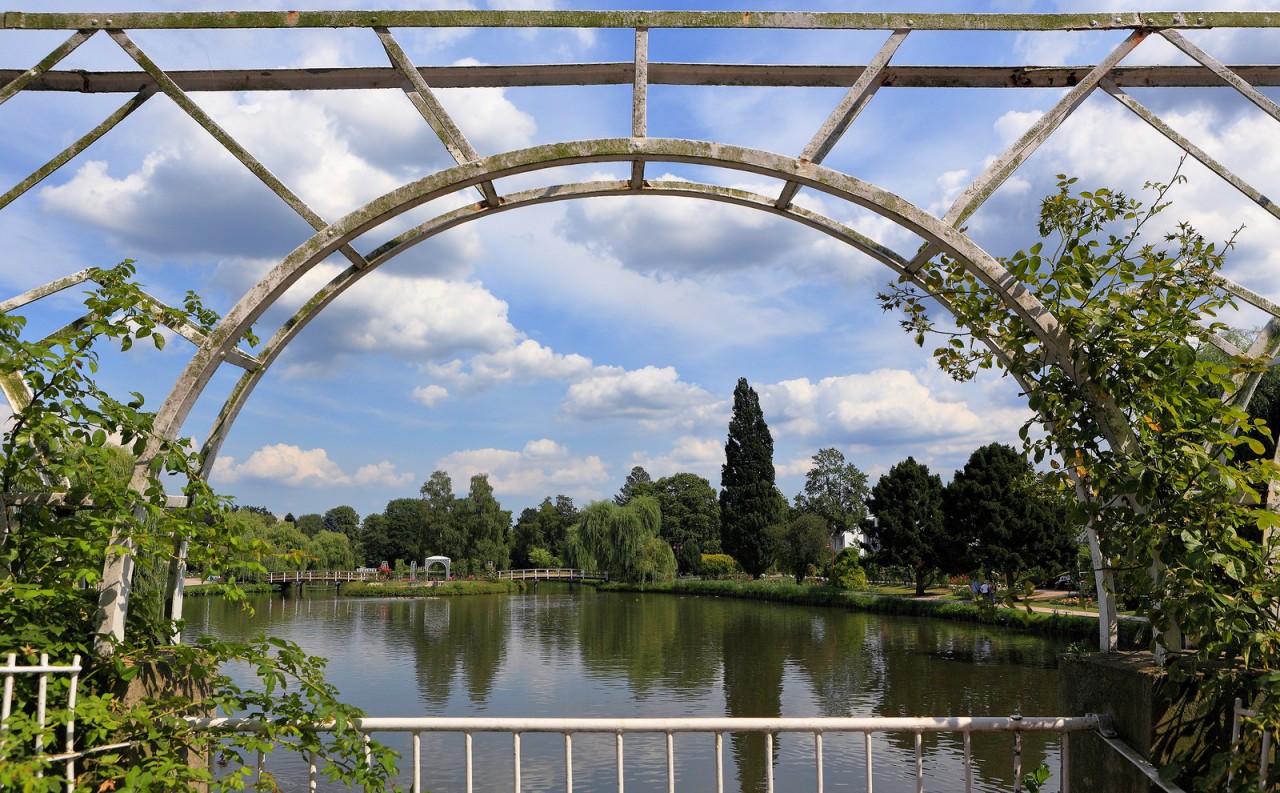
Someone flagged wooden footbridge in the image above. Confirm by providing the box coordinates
[496,568,607,583]
[262,568,606,589]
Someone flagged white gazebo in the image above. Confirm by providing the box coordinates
[424,556,452,581]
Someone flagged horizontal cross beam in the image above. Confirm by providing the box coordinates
[3,64,1277,93]
[4,10,1275,31]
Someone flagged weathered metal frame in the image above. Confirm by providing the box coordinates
[1,10,1278,652]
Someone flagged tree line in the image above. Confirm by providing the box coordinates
[236,376,1077,592]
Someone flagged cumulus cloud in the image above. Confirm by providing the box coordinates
[271,268,524,376]
[38,85,535,260]
[436,439,610,500]
[758,370,1029,448]
[630,435,726,481]
[427,339,593,392]
[210,443,412,488]
[562,366,720,427]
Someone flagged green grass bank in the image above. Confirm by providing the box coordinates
[601,579,1149,648]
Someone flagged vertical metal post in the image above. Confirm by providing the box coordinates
[466,731,474,793]
[1061,732,1070,793]
[666,731,675,793]
[615,731,624,793]
[765,733,774,793]
[815,732,824,793]
[715,732,724,793]
[1,653,15,730]
[1013,731,1023,792]
[514,731,522,792]
[35,653,48,776]
[564,732,573,793]
[864,732,873,793]
[64,655,79,792]
[914,732,923,793]
[1261,730,1271,791]
[412,732,421,793]
[964,731,972,793]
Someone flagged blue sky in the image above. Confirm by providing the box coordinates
[2,1,1279,521]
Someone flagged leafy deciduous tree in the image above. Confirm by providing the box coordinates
[793,447,870,550]
[457,474,511,571]
[420,470,463,559]
[295,512,324,537]
[777,513,831,584]
[653,472,721,556]
[0,262,394,789]
[882,171,1280,786]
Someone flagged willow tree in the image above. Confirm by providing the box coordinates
[564,496,672,583]
[882,172,1280,786]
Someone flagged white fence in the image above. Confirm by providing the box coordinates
[1,653,81,790]
[1230,698,1274,791]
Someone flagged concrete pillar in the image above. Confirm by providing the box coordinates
[1058,652,1244,791]
[112,652,213,790]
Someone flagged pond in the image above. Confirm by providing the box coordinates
[187,586,1070,792]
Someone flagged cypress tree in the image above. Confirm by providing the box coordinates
[719,377,782,577]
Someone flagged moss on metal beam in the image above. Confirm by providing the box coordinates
[4,10,1279,32]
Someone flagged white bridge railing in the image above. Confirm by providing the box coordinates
[496,568,606,582]
[264,569,376,583]
[199,713,1130,793]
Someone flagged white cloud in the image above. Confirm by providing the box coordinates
[211,443,412,488]
[759,370,1030,448]
[631,435,726,482]
[38,86,535,259]
[562,365,720,427]
[427,339,593,392]
[437,439,610,500]
[275,270,523,376]
[412,384,449,407]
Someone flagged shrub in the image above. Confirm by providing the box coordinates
[700,554,739,579]
[832,548,868,591]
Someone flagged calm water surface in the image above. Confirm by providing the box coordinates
[188,587,1069,792]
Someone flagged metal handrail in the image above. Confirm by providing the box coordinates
[193,713,1104,793]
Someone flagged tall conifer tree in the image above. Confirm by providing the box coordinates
[719,377,782,577]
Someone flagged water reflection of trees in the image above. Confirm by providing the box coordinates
[871,617,1060,789]
[410,595,509,709]
[577,593,721,700]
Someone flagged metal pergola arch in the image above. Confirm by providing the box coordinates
[1,10,1279,651]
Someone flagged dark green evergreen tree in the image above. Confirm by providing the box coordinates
[719,377,782,577]
[944,443,1076,589]
[863,456,946,596]
[615,465,655,505]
